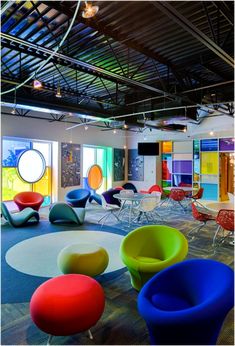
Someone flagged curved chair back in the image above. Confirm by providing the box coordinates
[191,202,209,222]
[49,203,85,224]
[122,183,137,193]
[102,190,120,206]
[1,202,13,226]
[139,196,161,212]
[120,189,134,197]
[65,188,91,207]
[138,259,234,346]
[192,187,204,200]
[216,209,234,232]
[169,188,185,201]
[149,185,163,194]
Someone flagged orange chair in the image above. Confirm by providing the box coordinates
[139,185,163,194]
[213,209,235,247]
[14,192,44,211]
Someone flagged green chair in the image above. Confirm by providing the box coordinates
[49,202,85,225]
[1,202,39,228]
[120,225,188,291]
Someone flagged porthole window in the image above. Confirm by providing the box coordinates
[17,149,46,183]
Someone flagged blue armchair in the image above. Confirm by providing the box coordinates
[65,189,90,208]
[138,259,234,345]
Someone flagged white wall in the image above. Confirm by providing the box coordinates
[1,112,126,200]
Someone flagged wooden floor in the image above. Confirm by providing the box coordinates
[1,270,234,345]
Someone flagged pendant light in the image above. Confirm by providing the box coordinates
[82,1,99,18]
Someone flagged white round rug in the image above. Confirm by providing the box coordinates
[6,231,125,278]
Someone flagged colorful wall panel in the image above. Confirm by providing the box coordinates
[201,183,218,200]
[219,138,235,151]
[200,152,219,175]
[200,139,218,151]
[172,161,192,174]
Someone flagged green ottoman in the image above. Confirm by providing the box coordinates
[57,243,109,277]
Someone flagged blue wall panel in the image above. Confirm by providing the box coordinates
[201,183,218,200]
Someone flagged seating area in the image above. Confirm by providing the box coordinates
[1,2,234,346]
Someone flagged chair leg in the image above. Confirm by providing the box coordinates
[88,329,93,340]
[187,222,205,241]
[47,335,53,345]
[213,225,222,247]
[111,210,120,221]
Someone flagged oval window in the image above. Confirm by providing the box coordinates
[17,149,46,183]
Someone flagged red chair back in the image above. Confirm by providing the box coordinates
[216,209,235,232]
[192,188,204,200]
[191,203,209,222]
[114,186,124,191]
[169,188,185,201]
[149,185,163,194]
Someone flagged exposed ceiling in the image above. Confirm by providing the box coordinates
[1,1,234,132]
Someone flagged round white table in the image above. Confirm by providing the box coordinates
[205,202,234,213]
[113,193,160,227]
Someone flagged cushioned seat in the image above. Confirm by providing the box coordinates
[49,202,85,224]
[1,202,39,227]
[57,243,109,276]
[14,191,44,211]
[138,259,234,345]
[30,274,105,342]
[65,189,90,207]
[120,225,188,290]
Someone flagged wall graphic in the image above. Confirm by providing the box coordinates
[128,149,144,181]
[61,143,81,187]
[113,148,125,181]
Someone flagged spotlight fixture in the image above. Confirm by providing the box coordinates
[183,127,187,133]
[123,145,127,149]
[55,82,62,98]
[209,131,214,136]
[82,1,99,18]
[33,79,42,89]
[84,125,88,130]
[124,124,128,129]
[11,108,16,114]
[113,129,117,134]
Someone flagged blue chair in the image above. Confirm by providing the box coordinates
[89,192,102,205]
[122,183,137,193]
[65,189,90,208]
[1,202,39,227]
[49,203,85,225]
[138,259,234,345]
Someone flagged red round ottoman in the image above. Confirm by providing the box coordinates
[30,274,105,338]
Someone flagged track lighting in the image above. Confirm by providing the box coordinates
[55,82,62,98]
[82,1,99,18]
[33,79,42,89]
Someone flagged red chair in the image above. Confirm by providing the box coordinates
[168,188,186,211]
[187,202,215,240]
[114,186,124,191]
[14,192,44,211]
[139,185,163,194]
[213,209,235,247]
[191,188,204,201]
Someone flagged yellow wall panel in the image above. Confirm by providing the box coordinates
[162,141,172,153]
[200,152,218,175]
[33,167,51,196]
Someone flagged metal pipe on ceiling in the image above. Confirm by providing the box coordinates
[1,33,179,99]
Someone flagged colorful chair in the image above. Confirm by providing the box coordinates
[213,209,235,247]
[30,274,105,344]
[1,202,39,227]
[120,225,188,291]
[187,202,215,241]
[65,188,90,208]
[14,191,44,211]
[98,193,120,226]
[138,259,234,345]
[168,188,186,211]
[122,182,138,193]
[133,194,162,223]
[191,187,204,201]
[139,185,163,194]
[49,202,85,225]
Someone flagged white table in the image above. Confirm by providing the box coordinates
[113,193,161,227]
[205,202,234,213]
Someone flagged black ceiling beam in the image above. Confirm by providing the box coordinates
[1,33,180,100]
[41,1,192,87]
[152,1,234,68]
[212,1,234,27]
